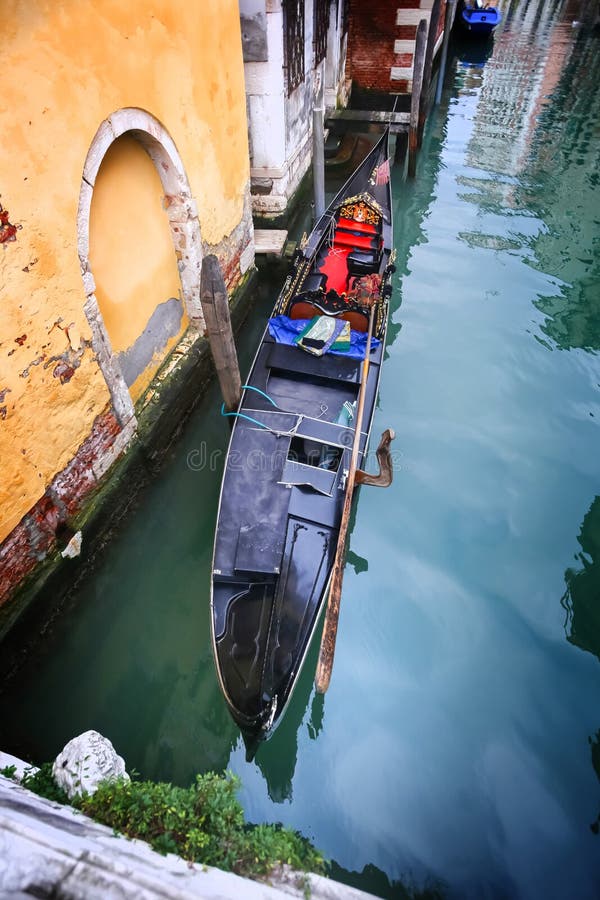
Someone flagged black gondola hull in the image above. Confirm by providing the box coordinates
[211,132,394,737]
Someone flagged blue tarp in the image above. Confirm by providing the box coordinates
[268,315,380,360]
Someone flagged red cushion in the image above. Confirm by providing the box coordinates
[337,216,378,235]
[333,231,379,251]
[319,247,350,294]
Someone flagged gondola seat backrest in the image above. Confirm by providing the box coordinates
[287,297,370,333]
[333,231,380,252]
[336,216,378,236]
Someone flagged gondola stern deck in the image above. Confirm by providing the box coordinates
[211,512,338,736]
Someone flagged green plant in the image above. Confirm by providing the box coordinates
[4,760,324,882]
[0,764,17,778]
[21,763,70,804]
[75,772,325,879]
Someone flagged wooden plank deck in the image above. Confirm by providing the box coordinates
[325,109,411,134]
[254,229,288,255]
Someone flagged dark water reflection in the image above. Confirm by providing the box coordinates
[561,496,600,834]
[2,2,600,898]
[562,497,600,662]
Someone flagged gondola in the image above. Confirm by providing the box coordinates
[459,0,501,36]
[210,130,395,738]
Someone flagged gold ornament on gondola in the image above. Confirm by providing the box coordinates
[338,196,382,226]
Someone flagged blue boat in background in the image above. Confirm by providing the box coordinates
[460,0,502,36]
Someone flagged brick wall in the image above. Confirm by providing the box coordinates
[347,0,441,94]
[0,410,123,607]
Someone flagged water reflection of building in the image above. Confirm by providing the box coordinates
[463,0,574,178]
[457,0,600,351]
[525,26,600,350]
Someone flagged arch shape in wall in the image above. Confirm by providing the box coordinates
[77,108,205,426]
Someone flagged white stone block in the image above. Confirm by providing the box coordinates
[240,242,255,274]
[76,178,93,262]
[248,93,287,168]
[394,39,416,54]
[82,118,115,186]
[396,8,431,25]
[81,269,96,297]
[61,531,82,559]
[391,66,414,80]
[52,731,129,799]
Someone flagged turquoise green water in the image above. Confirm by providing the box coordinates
[2,6,600,898]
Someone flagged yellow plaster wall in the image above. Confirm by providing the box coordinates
[89,135,187,403]
[0,0,250,544]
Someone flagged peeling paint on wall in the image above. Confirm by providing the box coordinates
[0,202,19,244]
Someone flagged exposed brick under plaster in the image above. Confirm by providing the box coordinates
[0,409,122,606]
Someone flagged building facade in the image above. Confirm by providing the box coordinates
[240,0,350,220]
[0,0,254,615]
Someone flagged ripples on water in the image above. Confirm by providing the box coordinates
[1,2,600,898]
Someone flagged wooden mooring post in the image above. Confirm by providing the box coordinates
[313,71,326,222]
[418,0,444,147]
[408,18,428,178]
[200,255,242,412]
[435,0,458,106]
[313,103,326,221]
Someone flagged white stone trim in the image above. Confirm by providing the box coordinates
[239,241,255,275]
[393,40,416,54]
[391,66,414,80]
[396,8,431,25]
[77,108,206,426]
[91,417,137,481]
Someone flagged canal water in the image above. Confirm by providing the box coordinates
[2,2,600,898]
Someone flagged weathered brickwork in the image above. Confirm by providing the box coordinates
[0,410,122,606]
[347,0,445,94]
[347,1,405,92]
[398,24,419,39]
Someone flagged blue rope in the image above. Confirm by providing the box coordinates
[220,384,280,429]
[220,406,273,429]
[241,384,279,407]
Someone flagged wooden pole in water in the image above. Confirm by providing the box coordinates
[435,0,458,106]
[200,254,242,412]
[418,0,443,146]
[313,105,325,221]
[408,19,428,178]
[314,303,377,695]
[313,74,325,222]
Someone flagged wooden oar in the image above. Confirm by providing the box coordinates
[314,302,377,694]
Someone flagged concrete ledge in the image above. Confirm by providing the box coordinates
[0,775,378,900]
